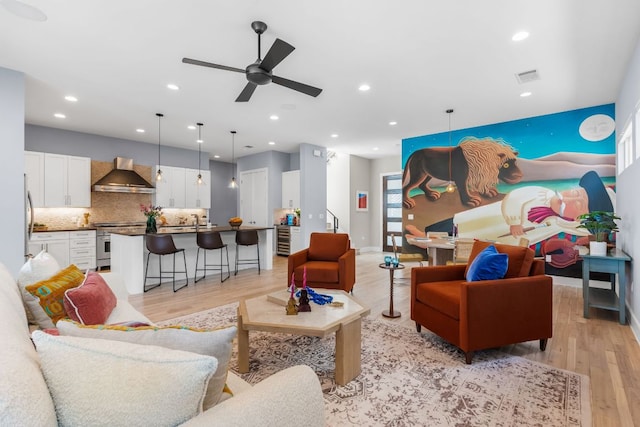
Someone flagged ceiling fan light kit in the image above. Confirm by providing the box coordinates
[196,122,205,186]
[229,131,237,189]
[182,21,322,102]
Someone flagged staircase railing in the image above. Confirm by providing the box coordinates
[326,209,339,233]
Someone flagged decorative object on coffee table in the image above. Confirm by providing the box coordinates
[286,274,298,315]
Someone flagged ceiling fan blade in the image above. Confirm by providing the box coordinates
[182,58,245,74]
[259,38,295,72]
[272,75,323,97]
[235,82,258,102]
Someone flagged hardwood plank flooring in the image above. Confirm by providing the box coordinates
[128,252,640,427]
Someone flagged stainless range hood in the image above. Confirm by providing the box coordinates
[93,157,155,193]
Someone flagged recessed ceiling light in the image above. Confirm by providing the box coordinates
[512,31,529,41]
[53,113,66,119]
[214,155,220,159]
[167,83,180,91]
[520,91,532,97]
[331,134,339,138]
[372,147,379,151]
[136,128,145,133]
[389,121,397,126]
[358,84,370,92]
[187,125,196,130]
[268,141,276,145]
[64,95,78,102]
[270,115,279,120]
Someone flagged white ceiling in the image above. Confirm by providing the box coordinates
[2,0,639,162]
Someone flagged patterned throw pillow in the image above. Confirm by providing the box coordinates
[17,251,61,328]
[56,321,237,408]
[25,264,85,325]
[31,331,217,427]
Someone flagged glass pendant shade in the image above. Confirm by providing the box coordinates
[196,123,205,186]
[444,108,455,194]
[229,131,237,189]
[156,113,164,182]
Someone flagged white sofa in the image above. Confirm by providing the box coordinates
[0,263,325,426]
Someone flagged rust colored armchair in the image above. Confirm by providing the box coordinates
[411,240,552,364]
[288,232,356,293]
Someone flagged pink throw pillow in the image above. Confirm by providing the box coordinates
[63,272,117,325]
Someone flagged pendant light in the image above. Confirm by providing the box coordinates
[444,109,456,193]
[196,122,205,185]
[228,130,237,189]
[155,113,164,182]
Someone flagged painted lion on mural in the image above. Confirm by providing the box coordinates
[402,137,524,208]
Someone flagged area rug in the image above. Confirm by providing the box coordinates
[160,304,591,427]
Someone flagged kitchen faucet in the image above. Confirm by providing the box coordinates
[191,214,199,232]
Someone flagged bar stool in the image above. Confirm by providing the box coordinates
[144,234,188,292]
[235,229,260,275]
[194,231,230,283]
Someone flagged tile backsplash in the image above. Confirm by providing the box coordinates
[32,160,207,229]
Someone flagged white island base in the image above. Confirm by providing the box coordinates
[111,228,273,295]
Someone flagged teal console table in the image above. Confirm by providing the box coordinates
[581,248,631,324]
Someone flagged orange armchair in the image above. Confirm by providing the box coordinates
[288,232,356,293]
[411,240,552,364]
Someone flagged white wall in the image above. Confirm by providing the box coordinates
[349,155,371,250]
[615,36,640,341]
[0,67,25,275]
[369,156,402,250]
[327,152,350,234]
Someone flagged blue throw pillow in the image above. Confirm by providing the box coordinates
[466,245,508,281]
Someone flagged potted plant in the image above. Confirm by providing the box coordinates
[576,210,620,256]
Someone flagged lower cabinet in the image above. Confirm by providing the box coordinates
[29,230,96,270]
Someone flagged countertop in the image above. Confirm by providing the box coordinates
[32,226,97,232]
[111,225,274,236]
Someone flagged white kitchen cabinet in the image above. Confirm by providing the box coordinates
[42,153,91,207]
[29,232,71,267]
[29,230,96,270]
[240,168,268,226]
[69,230,96,270]
[281,170,300,209]
[185,169,211,209]
[290,226,302,254]
[154,165,186,208]
[25,151,45,208]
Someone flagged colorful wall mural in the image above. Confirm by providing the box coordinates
[401,104,616,277]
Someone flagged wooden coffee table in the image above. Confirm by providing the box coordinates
[237,289,370,385]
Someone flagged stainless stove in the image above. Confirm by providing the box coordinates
[94,222,145,269]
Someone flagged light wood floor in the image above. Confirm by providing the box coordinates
[129,252,640,427]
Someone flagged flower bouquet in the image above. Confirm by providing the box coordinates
[141,204,162,233]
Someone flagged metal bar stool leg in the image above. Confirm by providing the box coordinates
[221,245,230,282]
[173,250,188,292]
[143,251,160,293]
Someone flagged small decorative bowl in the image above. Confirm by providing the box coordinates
[229,220,242,229]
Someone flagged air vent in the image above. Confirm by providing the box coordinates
[515,69,540,84]
[244,145,254,149]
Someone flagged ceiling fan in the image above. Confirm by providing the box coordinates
[182,21,322,102]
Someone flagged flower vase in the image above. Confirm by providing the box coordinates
[146,216,157,234]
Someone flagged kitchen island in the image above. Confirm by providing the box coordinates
[110,226,273,295]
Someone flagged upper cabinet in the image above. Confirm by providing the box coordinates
[155,165,186,208]
[282,170,300,209]
[156,165,210,209]
[185,169,211,209]
[25,151,91,208]
[25,151,45,207]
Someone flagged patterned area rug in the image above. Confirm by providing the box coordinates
[161,303,591,427]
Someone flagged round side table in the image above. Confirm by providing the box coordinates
[379,262,404,318]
